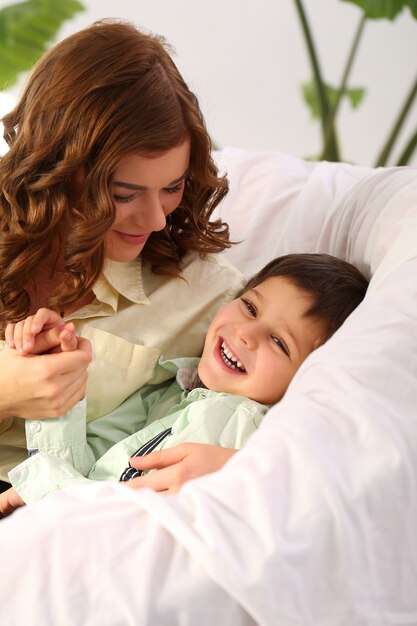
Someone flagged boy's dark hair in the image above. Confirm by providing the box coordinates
[241,253,368,340]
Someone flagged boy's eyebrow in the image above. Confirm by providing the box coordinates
[112,169,189,191]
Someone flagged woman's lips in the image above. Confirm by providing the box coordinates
[113,231,150,245]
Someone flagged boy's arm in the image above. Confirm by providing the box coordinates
[14,383,179,505]
[25,398,96,474]
[9,452,93,506]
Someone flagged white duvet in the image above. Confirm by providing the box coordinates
[0,149,416,626]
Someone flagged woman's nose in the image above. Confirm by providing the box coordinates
[138,196,167,232]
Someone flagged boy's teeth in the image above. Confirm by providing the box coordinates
[220,341,245,372]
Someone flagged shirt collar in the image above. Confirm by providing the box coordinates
[176,365,205,392]
[93,256,150,312]
[159,356,204,391]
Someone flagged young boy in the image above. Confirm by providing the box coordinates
[0,253,368,515]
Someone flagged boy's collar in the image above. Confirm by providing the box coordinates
[176,365,206,392]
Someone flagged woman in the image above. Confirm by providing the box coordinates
[0,20,244,484]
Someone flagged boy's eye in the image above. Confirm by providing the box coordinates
[113,194,135,204]
[272,335,290,357]
[241,298,257,317]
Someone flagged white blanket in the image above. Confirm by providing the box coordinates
[1,149,416,626]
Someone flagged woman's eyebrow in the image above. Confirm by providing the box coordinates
[112,169,189,191]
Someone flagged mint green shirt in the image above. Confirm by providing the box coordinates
[0,252,245,480]
[9,358,269,503]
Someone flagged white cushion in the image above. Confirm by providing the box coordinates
[213,147,374,276]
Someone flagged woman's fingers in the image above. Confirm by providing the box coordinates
[5,322,16,349]
[0,488,25,518]
[42,369,89,416]
[129,446,187,470]
[124,466,178,493]
[0,341,92,420]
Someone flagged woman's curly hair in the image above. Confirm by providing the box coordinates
[0,20,230,335]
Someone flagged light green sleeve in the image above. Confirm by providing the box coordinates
[24,399,95,476]
[24,382,173,475]
[12,379,182,504]
[9,452,91,504]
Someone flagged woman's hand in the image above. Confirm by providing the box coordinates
[0,339,92,421]
[0,487,25,518]
[124,443,237,493]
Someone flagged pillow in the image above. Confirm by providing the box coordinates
[213,147,373,276]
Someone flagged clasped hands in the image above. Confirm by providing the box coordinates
[0,309,236,517]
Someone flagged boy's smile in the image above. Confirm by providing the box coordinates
[198,277,327,405]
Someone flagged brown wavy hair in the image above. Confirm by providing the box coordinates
[0,19,230,335]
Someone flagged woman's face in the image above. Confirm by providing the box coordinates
[106,139,191,262]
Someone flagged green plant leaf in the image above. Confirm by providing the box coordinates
[347,87,366,107]
[301,81,366,119]
[340,0,417,20]
[0,0,85,90]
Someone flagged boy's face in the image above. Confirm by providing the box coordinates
[198,277,327,405]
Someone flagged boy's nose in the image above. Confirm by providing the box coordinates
[236,323,259,350]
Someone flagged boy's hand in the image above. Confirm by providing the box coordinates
[124,443,237,494]
[0,487,25,518]
[5,308,76,355]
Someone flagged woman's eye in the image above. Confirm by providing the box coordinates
[241,298,257,317]
[164,183,183,195]
[272,335,290,357]
[113,194,135,204]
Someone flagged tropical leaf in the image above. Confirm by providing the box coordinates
[0,0,85,90]
[301,81,366,119]
[341,0,417,20]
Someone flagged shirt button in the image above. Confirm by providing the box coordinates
[29,421,42,434]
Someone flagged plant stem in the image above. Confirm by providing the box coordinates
[323,13,366,157]
[375,72,417,166]
[293,0,339,160]
[396,128,417,166]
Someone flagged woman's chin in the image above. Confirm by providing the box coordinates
[105,243,146,263]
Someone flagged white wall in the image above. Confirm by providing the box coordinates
[1,0,416,166]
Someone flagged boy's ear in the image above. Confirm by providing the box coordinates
[313,336,325,350]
